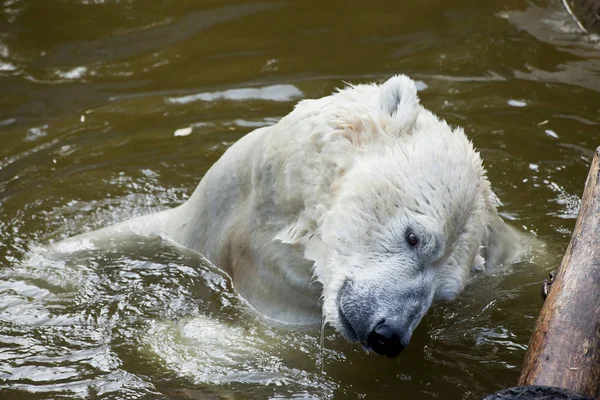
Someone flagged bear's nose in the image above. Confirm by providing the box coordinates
[367,320,406,358]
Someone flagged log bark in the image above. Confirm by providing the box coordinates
[519,146,600,398]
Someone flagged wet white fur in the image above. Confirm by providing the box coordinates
[58,75,523,329]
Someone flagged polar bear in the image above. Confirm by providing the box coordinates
[59,75,524,358]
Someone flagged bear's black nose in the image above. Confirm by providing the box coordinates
[367,321,406,358]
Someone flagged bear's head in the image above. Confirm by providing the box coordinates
[296,76,512,358]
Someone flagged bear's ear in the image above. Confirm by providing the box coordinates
[378,75,420,129]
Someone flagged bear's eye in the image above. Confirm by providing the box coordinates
[406,232,419,247]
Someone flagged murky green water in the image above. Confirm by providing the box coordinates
[1,0,599,399]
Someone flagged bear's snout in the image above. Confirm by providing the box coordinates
[336,278,432,358]
[367,319,408,358]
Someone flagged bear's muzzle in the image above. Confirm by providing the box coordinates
[336,278,433,358]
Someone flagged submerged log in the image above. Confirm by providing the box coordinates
[565,0,600,34]
[519,146,600,398]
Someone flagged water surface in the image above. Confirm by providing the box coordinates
[1,0,600,399]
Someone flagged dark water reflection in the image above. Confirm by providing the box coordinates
[1,0,599,398]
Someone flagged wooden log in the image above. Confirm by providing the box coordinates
[519,146,600,398]
[565,0,600,34]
